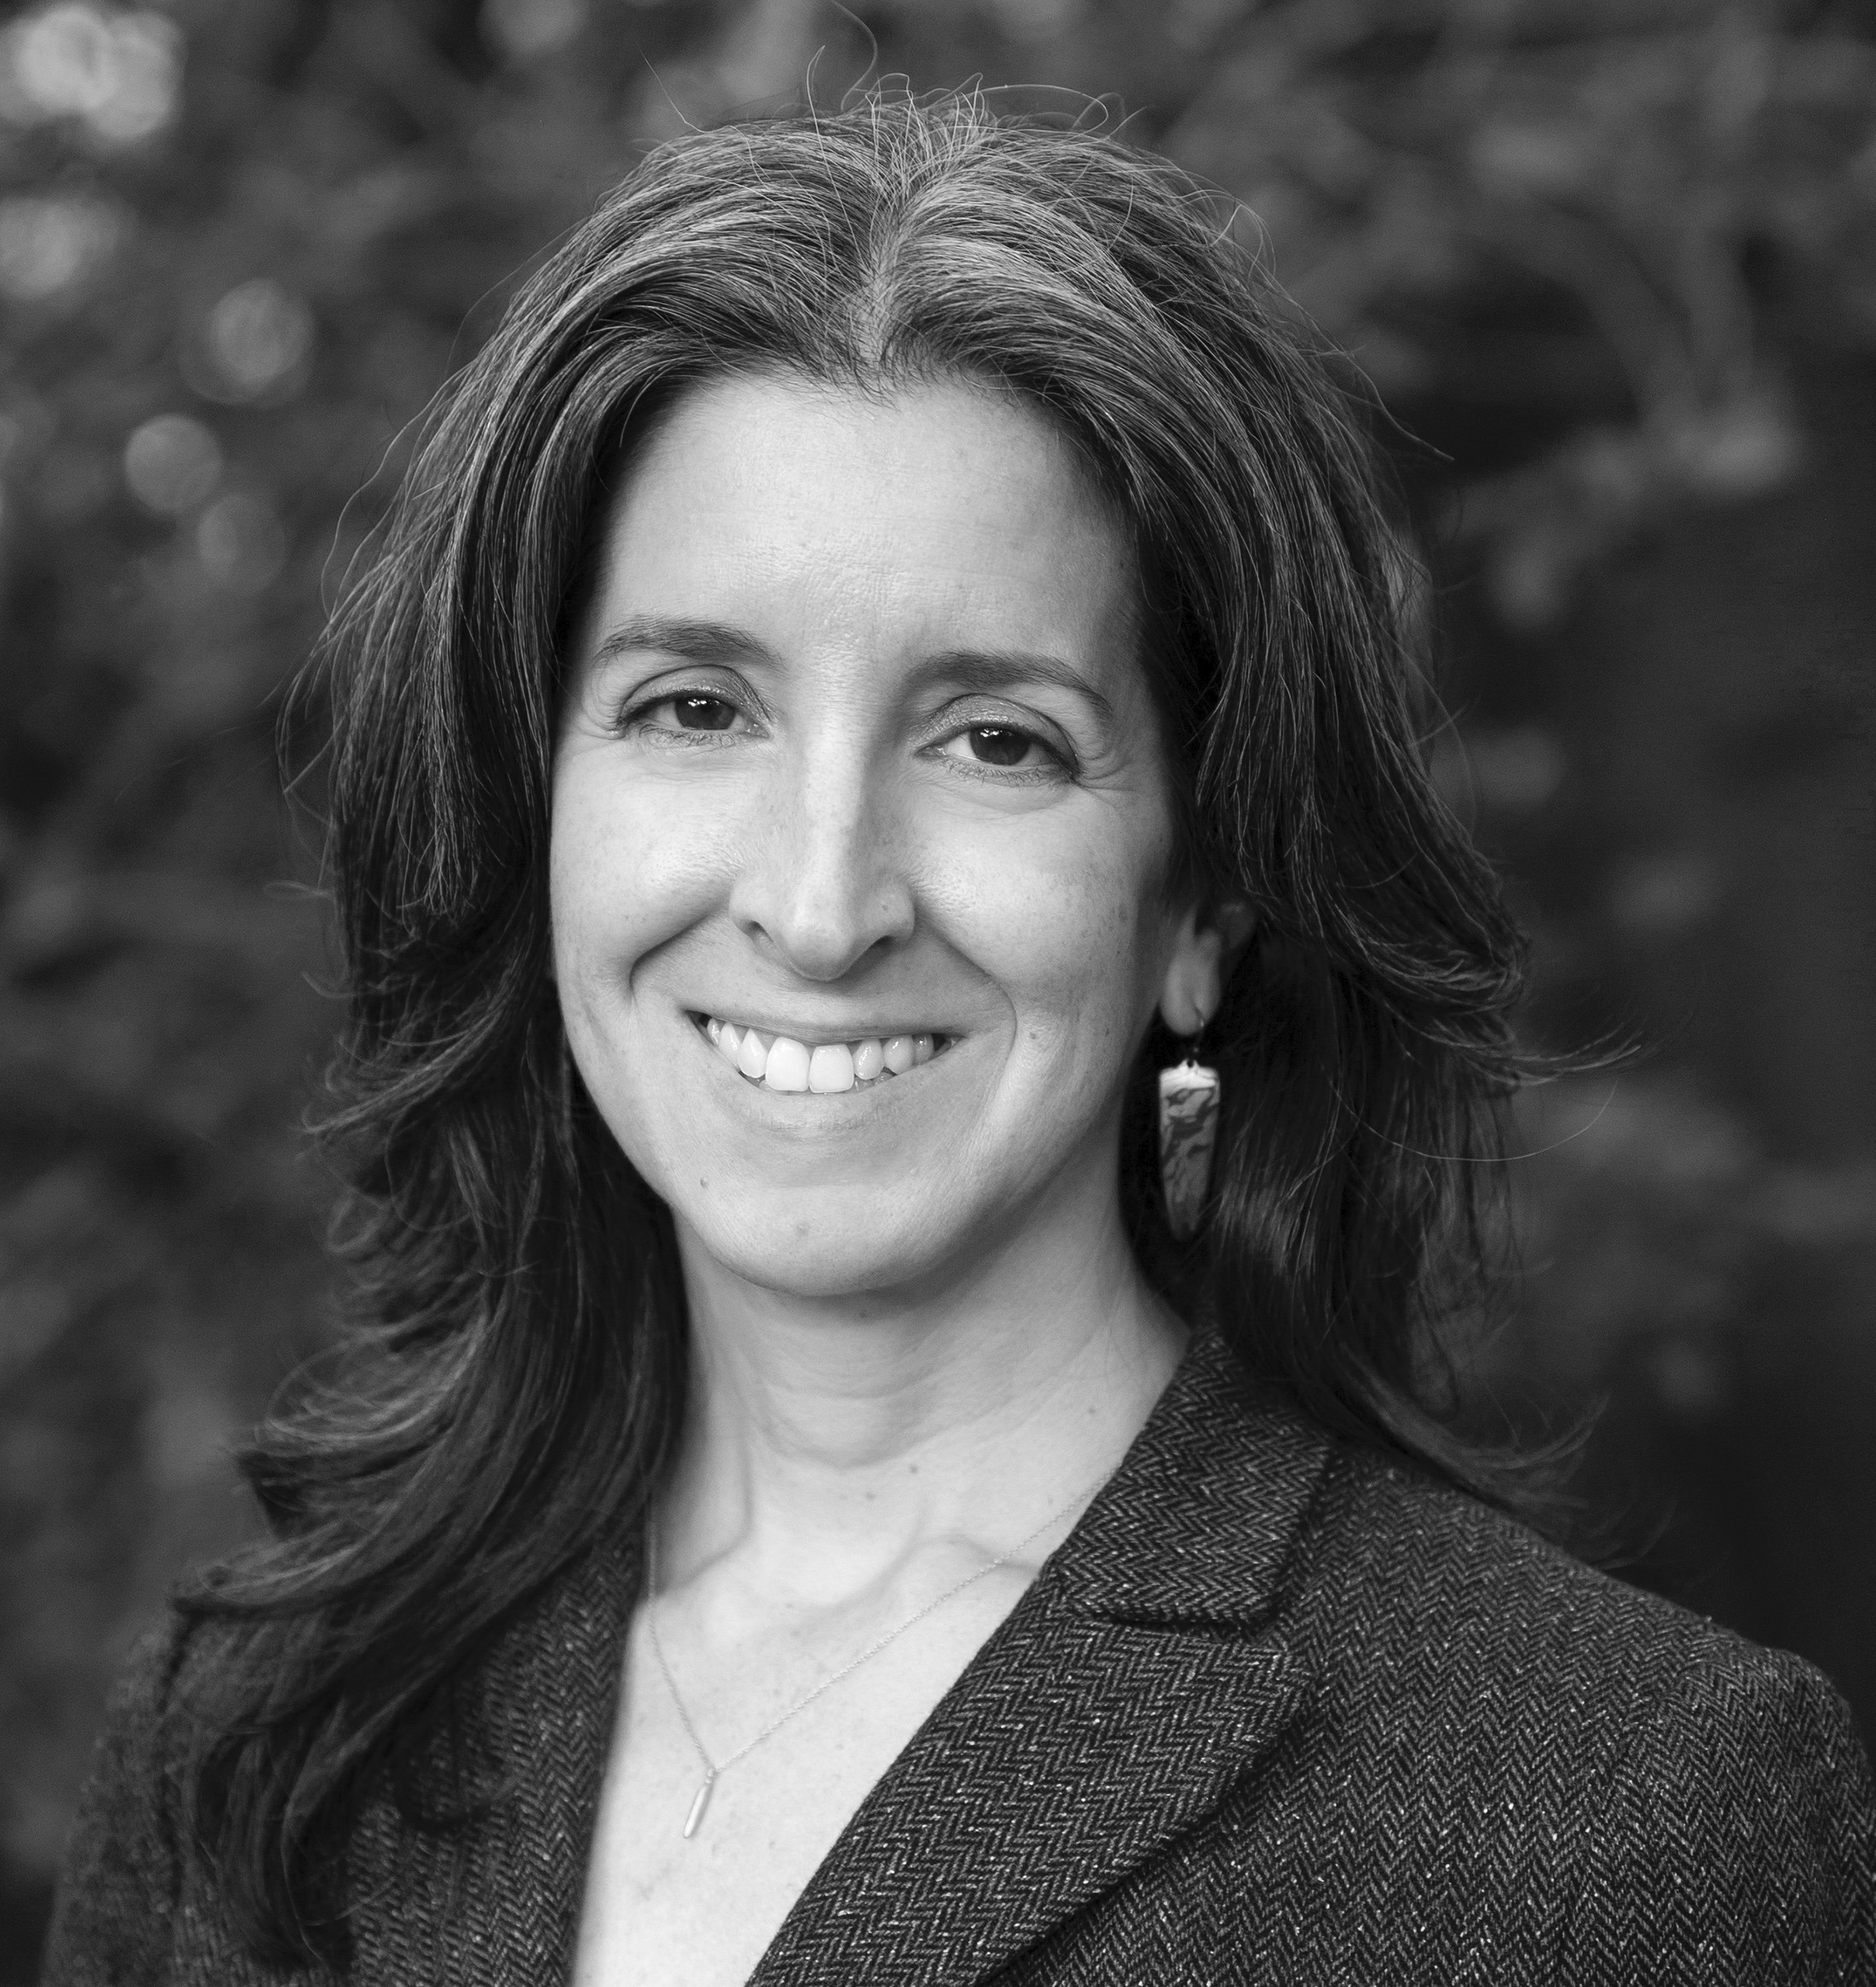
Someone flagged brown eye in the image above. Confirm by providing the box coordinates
[966,726,1037,766]
[933,718,1069,776]
[672,696,737,731]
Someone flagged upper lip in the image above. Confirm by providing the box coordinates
[691,1008,953,1041]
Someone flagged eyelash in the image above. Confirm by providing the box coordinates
[934,724,1073,784]
[616,687,756,745]
[614,686,1076,781]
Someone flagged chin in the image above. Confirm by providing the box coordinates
[673,1184,999,1303]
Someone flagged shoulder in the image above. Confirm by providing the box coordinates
[1294,1439,1852,1724]
[41,1608,243,1987]
[1562,1625,1876,1978]
[42,1612,192,1985]
[1280,1442,1876,1976]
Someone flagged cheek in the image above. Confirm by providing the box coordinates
[928,804,1174,1059]
[548,753,732,1011]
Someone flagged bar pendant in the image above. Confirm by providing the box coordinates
[683,1772,715,1839]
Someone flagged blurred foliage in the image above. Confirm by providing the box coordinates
[2,0,1874,1974]
[1168,0,1876,623]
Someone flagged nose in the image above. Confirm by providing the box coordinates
[726,733,914,981]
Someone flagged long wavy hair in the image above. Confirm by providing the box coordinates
[180,88,1535,1965]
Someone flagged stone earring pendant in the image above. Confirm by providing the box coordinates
[1158,1049,1220,1240]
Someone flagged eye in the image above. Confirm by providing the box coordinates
[935,724,1066,774]
[620,687,753,738]
[663,694,739,733]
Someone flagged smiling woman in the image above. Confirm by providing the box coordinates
[42,89,1875,1987]
[553,376,1185,1312]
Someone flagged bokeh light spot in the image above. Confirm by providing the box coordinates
[201,279,314,403]
[0,194,125,302]
[195,490,286,595]
[482,0,589,61]
[123,413,220,516]
[0,3,183,145]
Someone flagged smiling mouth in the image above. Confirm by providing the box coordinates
[692,1014,954,1094]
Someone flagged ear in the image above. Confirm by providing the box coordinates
[1159,899,1256,1037]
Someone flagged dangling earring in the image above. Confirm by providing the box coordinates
[1158,1033,1220,1240]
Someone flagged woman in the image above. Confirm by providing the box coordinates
[44,90,1874,1985]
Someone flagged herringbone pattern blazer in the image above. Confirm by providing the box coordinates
[43,1333,1876,1983]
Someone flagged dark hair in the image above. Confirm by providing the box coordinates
[180,86,1534,1964]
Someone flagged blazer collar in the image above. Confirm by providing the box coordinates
[1050,1326,1331,1628]
[346,1330,1329,1987]
[749,1330,1331,1987]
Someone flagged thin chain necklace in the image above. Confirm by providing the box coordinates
[643,1468,1112,1838]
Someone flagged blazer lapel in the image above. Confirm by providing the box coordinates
[749,1334,1331,1987]
[345,1526,640,1985]
[346,1335,1326,1987]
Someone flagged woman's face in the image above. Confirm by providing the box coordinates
[553,371,1208,1298]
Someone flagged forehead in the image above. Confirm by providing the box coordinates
[574,370,1144,682]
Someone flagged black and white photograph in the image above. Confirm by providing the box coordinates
[3,1,1874,1980]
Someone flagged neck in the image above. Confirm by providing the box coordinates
[660,1178,1184,1602]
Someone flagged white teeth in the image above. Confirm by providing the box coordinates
[701,1016,946,1091]
[763,1036,810,1092]
[808,1043,855,1092]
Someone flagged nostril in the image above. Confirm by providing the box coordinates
[726,828,915,983]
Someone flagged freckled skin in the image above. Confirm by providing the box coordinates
[551,371,1208,1309]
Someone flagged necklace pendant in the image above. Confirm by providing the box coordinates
[683,1770,716,1840]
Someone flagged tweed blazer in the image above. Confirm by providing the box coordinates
[43,1330,1876,1985]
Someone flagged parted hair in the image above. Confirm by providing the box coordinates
[181,86,1534,1965]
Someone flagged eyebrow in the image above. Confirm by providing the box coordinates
[590,615,773,668]
[909,650,1117,727]
[591,616,1117,727]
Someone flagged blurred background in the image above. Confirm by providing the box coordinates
[2,0,1873,1971]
